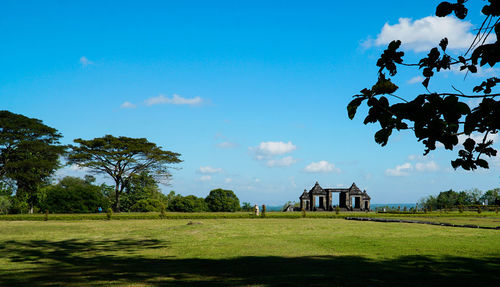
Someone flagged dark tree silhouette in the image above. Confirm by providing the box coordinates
[348,1,499,170]
[0,111,65,212]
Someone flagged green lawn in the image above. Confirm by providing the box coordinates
[0,218,499,286]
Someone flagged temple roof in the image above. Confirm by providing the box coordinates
[309,181,326,195]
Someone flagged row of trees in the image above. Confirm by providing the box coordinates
[0,110,182,213]
[419,188,499,210]
[0,171,242,214]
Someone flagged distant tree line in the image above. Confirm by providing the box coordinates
[0,110,244,214]
[419,188,499,210]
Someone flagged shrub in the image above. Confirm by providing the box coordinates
[106,208,113,220]
[458,205,464,213]
[40,176,108,213]
[44,209,49,221]
[130,198,165,212]
[169,195,207,212]
[335,206,340,215]
[205,189,240,212]
[302,208,307,218]
[261,204,266,218]
[159,206,166,219]
[477,206,482,214]
[403,206,407,212]
[0,196,10,215]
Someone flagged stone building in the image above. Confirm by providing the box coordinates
[299,182,371,211]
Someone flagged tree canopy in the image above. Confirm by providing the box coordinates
[0,111,65,212]
[68,135,181,212]
[348,1,499,170]
[40,176,109,213]
[205,188,241,212]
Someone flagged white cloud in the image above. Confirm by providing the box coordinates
[407,76,424,84]
[217,141,237,149]
[385,162,412,176]
[120,101,136,109]
[199,166,222,174]
[199,175,212,182]
[386,159,439,176]
[266,156,297,167]
[253,141,296,156]
[415,161,439,172]
[225,178,233,183]
[145,94,203,106]
[304,161,340,173]
[79,56,93,67]
[458,133,498,145]
[368,16,483,52]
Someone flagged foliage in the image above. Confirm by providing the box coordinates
[119,172,169,212]
[0,178,15,197]
[481,188,499,205]
[205,188,240,212]
[241,202,252,212]
[0,195,10,215]
[159,206,166,219]
[130,198,165,212]
[301,208,306,218]
[106,208,113,220]
[39,176,109,214]
[0,111,66,212]
[420,188,492,210]
[348,2,500,170]
[335,206,340,215]
[68,135,181,212]
[44,209,48,221]
[169,195,207,212]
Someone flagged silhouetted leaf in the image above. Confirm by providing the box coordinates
[476,159,489,169]
[347,98,364,120]
[439,38,448,51]
[436,2,454,17]
[422,78,430,88]
[463,138,475,152]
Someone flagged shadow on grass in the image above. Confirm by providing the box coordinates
[0,239,498,286]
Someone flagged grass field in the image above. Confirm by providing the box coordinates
[1,217,499,286]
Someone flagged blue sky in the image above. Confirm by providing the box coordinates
[1,1,498,205]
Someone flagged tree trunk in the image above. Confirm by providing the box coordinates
[114,183,121,212]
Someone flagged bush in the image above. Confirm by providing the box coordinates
[169,195,207,212]
[0,196,11,215]
[241,202,252,212]
[130,198,165,212]
[302,208,306,218]
[335,206,340,215]
[44,209,49,221]
[40,177,108,213]
[106,208,113,220]
[205,189,240,212]
[159,206,166,219]
[477,206,482,214]
[459,205,464,213]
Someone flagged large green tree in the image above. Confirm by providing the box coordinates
[68,135,181,212]
[348,1,499,170]
[40,176,109,213]
[0,111,65,212]
[205,188,240,212]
